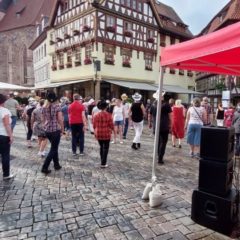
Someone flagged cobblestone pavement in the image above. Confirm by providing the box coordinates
[0,121,237,240]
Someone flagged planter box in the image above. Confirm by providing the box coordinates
[187,71,193,77]
[145,66,152,71]
[105,59,115,65]
[179,70,184,75]
[122,62,131,68]
[83,25,90,32]
[147,38,155,43]
[106,26,116,33]
[50,40,55,45]
[160,42,166,47]
[73,30,80,36]
[170,69,176,74]
[75,61,81,67]
[56,37,63,42]
[66,63,72,68]
[51,65,57,71]
[124,31,133,37]
[59,64,64,70]
[84,58,92,65]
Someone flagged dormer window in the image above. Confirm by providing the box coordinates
[16,6,25,17]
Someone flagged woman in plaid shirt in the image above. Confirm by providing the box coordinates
[93,100,114,168]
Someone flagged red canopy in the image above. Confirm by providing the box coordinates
[161,21,240,76]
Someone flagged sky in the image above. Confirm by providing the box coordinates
[159,0,230,35]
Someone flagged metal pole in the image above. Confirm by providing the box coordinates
[151,66,165,181]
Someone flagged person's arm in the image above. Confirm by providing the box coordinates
[31,111,35,130]
[57,111,64,134]
[185,109,190,129]
[3,114,13,144]
[82,111,87,131]
[168,112,172,131]
[141,104,146,116]
[202,109,207,124]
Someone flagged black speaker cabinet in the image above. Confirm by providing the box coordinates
[199,159,233,196]
[191,189,239,235]
[200,126,235,162]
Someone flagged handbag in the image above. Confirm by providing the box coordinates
[193,107,205,125]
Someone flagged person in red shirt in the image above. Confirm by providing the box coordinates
[68,94,87,156]
[93,100,114,168]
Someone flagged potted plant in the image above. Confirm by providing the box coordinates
[145,65,152,71]
[147,38,155,43]
[106,26,116,33]
[64,33,70,39]
[56,37,63,42]
[75,60,81,67]
[66,62,72,68]
[50,40,55,45]
[122,61,131,68]
[51,64,57,71]
[105,59,115,65]
[170,69,176,74]
[124,30,133,37]
[83,25,90,32]
[84,58,92,65]
[59,64,64,70]
[73,30,80,36]
[160,42,166,47]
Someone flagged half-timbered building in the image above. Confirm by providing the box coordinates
[47,0,162,99]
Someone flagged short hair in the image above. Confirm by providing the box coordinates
[73,94,80,100]
[0,94,7,104]
[175,99,182,106]
[192,97,201,107]
[9,93,14,98]
[39,99,45,106]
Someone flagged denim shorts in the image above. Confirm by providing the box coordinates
[187,123,202,146]
[114,120,124,126]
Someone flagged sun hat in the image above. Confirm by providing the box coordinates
[46,92,58,103]
[153,90,165,99]
[97,100,108,110]
[132,92,142,101]
[121,93,128,101]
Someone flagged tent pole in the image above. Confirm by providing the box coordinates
[151,66,165,181]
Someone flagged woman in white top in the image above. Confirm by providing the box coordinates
[112,99,125,144]
[185,98,207,158]
[0,94,14,179]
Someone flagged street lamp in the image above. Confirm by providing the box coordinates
[91,57,101,98]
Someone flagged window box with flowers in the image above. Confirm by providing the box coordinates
[106,26,116,33]
[50,40,55,45]
[84,58,92,65]
[59,64,64,70]
[145,65,152,71]
[160,42,166,47]
[73,30,80,36]
[66,62,72,68]
[147,38,155,43]
[105,59,115,65]
[83,25,90,32]
[122,61,131,68]
[170,69,176,74]
[56,37,63,42]
[51,64,57,71]
[124,30,133,37]
[75,61,81,67]
[64,33,70,39]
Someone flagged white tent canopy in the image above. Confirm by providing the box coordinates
[0,82,31,90]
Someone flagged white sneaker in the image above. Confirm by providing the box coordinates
[3,174,15,180]
[37,152,42,156]
[120,141,123,144]
[100,165,108,168]
[111,141,116,144]
[41,152,46,157]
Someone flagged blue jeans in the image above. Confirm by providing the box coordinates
[123,118,129,137]
[0,135,11,177]
[71,123,84,153]
[11,116,17,130]
[187,124,202,146]
[42,130,61,170]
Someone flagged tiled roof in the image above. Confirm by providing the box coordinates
[0,0,12,12]
[0,0,55,32]
[200,0,240,35]
[154,1,193,39]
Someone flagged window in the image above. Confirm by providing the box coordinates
[124,21,132,31]
[23,46,28,84]
[126,0,131,7]
[170,37,175,45]
[122,48,132,67]
[104,45,115,65]
[145,53,153,71]
[132,0,137,9]
[84,44,92,64]
[138,2,142,12]
[44,44,46,57]
[147,30,154,39]
[106,15,115,27]
[52,54,57,65]
[66,51,72,68]
[58,52,64,69]
[75,47,81,65]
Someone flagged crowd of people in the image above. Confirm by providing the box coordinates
[1,90,240,179]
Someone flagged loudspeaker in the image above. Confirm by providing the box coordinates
[200,126,235,162]
[191,189,239,235]
[199,159,233,196]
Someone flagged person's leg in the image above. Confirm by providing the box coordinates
[39,137,48,155]
[71,125,77,154]
[194,124,202,157]
[158,131,169,163]
[26,125,32,147]
[119,125,123,142]
[187,124,195,156]
[51,131,61,169]
[235,133,240,156]
[172,135,176,147]
[178,138,182,148]
[113,125,117,143]
[11,116,17,130]
[123,118,129,139]
[79,123,84,154]
[102,140,110,166]
[132,122,138,149]
[0,136,11,177]
[136,121,143,148]
[98,140,104,163]
[42,132,54,172]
